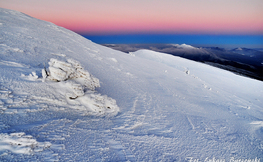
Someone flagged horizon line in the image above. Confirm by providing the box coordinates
[81,34,263,48]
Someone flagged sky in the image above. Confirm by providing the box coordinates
[1,0,263,47]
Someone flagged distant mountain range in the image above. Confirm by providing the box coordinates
[103,44,263,81]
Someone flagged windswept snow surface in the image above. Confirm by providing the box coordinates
[0,8,263,161]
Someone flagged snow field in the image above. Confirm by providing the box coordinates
[0,7,263,161]
[0,132,51,154]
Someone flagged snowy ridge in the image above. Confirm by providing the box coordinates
[105,43,263,81]
[0,7,263,161]
[172,43,196,49]
[170,43,210,54]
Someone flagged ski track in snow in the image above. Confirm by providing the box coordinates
[0,8,263,161]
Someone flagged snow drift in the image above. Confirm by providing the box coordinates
[0,7,263,161]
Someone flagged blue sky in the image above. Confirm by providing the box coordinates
[83,34,263,48]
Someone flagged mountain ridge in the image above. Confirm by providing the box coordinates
[103,44,263,81]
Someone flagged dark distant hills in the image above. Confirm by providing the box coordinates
[103,44,263,81]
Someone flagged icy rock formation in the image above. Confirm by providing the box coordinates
[65,81,85,99]
[42,58,119,115]
[44,58,100,87]
[41,69,47,82]
[43,58,100,99]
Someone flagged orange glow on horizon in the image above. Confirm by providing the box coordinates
[51,18,263,35]
[1,0,263,35]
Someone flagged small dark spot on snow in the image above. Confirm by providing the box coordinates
[69,96,78,99]
[107,107,111,109]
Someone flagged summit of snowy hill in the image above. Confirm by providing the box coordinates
[1,8,263,161]
[104,44,263,81]
[172,43,196,49]
[169,43,208,54]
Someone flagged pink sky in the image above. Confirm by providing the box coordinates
[1,0,263,34]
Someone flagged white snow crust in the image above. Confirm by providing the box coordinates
[0,8,263,161]
[0,132,51,154]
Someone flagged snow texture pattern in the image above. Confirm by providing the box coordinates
[0,7,263,161]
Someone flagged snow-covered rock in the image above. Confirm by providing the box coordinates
[0,132,51,154]
[46,58,100,90]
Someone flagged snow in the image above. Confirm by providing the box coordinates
[0,132,52,154]
[173,43,196,49]
[0,7,263,161]
[170,43,210,55]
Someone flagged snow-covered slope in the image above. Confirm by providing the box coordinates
[0,8,263,161]
[104,44,263,81]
